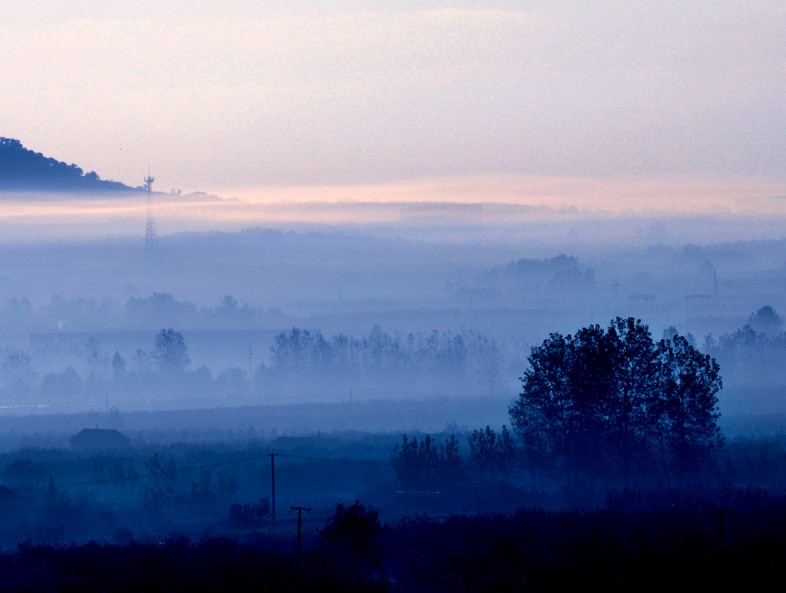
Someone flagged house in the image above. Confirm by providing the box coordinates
[70,428,131,451]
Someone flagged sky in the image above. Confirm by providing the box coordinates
[2,1,786,210]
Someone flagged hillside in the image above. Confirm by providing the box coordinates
[0,137,135,192]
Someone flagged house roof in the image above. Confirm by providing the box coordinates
[70,428,131,450]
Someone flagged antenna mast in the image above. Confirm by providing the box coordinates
[144,167,158,259]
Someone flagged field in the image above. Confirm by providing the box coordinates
[0,399,785,589]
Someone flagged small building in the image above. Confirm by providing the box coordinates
[70,428,131,451]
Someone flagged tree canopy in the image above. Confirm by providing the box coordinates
[153,329,191,374]
[0,137,133,192]
[747,305,783,334]
[510,317,722,486]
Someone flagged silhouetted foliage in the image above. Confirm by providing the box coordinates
[229,498,270,528]
[655,335,723,484]
[473,254,595,303]
[706,315,786,388]
[391,434,464,491]
[2,505,786,593]
[39,366,82,399]
[322,501,383,571]
[125,293,198,328]
[0,137,133,191]
[265,325,511,397]
[510,317,722,485]
[748,305,783,334]
[468,425,517,483]
[153,329,191,374]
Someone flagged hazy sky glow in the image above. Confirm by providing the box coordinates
[2,174,786,245]
[3,1,786,213]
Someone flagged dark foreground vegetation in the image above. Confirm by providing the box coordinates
[1,498,785,592]
[2,421,786,591]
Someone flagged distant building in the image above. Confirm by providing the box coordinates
[70,428,131,451]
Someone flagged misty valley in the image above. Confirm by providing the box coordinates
[5,0,786,586]
[0,229,785,416]
[0,223,785,590]
[1,404,786,591]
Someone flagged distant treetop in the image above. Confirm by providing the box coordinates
[0,137,135,192]
[747,305,783,334]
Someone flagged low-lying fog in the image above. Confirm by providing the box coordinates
[1,184,786,438]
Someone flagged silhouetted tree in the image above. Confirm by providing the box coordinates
[39,366,82,399]
[605,317,660,483]
[391,434,464,491]
[219,295,238,311]
[229,498,270,528]
[111,351,127,380]
[125,293,197,327]
[321,501,382,570]
[152,329,190,374]
[710,323,783,385]
[662,325,696,346]
[656,334,723,485]
[1,348,36,401]
[468,425,517,483]
[748,305,783,334]
[510,317,722,485]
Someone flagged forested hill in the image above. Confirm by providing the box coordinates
[0,137,136,192]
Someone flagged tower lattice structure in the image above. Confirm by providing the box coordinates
[144,170,158,259]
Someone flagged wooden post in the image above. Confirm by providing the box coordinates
[291,505,311,570]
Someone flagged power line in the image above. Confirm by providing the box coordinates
[58,452,272,489]
[281,453,390,467]
[55,452,391,490]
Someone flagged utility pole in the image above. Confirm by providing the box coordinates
[291,506,311,569]
[268,453,279,523]
[710,507,732,555]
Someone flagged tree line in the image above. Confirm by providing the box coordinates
[262,325,511,396]
[0,137,132,191]
[703,305,786,388]
[0,324,515,405]
[0,293,292,333]
[391,427,517,492]
[392,318,723,494]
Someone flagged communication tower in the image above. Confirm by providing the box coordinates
[144,168,158,259]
